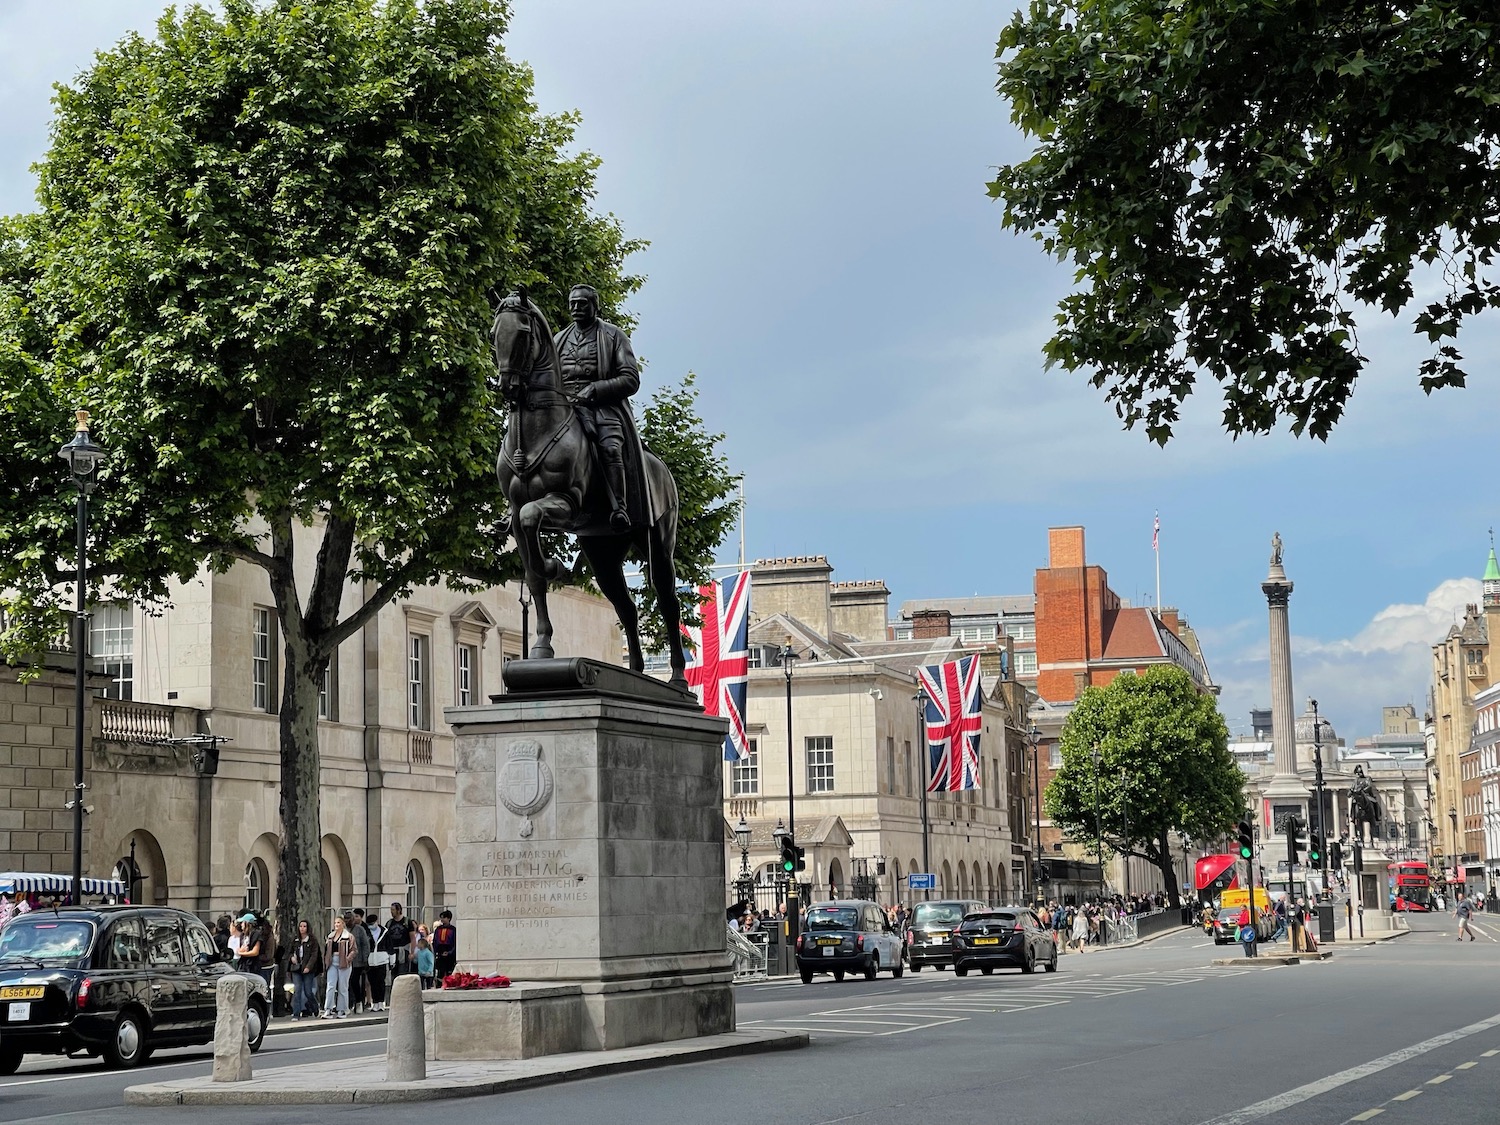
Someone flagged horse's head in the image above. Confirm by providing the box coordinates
[490,289,554,402]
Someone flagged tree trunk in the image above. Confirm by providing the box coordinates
[274,610,325,954]
[1158,829,1182,910]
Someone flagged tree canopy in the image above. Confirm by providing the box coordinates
[1044,665,1243,906]
[0,0,734,933]
[991,1,1500,443]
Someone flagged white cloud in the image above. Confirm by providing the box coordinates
[1214,577,1483,739]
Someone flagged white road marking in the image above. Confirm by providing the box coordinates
[1193,1011,1500,1125]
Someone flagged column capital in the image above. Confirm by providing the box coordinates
[1262,580,1294,608]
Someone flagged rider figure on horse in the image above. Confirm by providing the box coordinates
[554,284,650,532]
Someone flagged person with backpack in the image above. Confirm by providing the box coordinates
[236,912,275,985]
[431,910,457,983]
[381,902,418,978]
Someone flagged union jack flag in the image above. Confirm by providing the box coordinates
[917,655,983,792]
[683,571,752,762]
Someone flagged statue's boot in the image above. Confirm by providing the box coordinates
[603,449,630,531]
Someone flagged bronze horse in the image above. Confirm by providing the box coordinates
[490,290,689,689]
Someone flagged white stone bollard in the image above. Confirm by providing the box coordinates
[386,974,427,1082]
[212,976,253,1082]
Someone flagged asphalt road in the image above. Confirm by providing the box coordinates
[4,909,1498,1125]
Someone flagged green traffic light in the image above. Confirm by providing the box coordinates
[1238,845,1252,859]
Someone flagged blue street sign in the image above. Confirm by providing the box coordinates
[908,873,936,890]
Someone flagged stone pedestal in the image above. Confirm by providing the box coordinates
[442,659,734,1056]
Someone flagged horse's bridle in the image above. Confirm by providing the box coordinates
[495,298,576,476]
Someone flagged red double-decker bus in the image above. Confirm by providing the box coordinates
[1194,853,1241,904]
[1389,860,1432,911]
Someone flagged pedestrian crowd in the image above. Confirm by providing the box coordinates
[211,902,458,1020]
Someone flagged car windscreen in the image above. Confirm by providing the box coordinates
[1217,909,1241,921]
[961,912,1018,930]
[911,903,965,926]
[0,919,95,965]
[805,907,859,931]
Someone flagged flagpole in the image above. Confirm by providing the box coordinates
[1154,511,1161,611]
[738,478,745,570]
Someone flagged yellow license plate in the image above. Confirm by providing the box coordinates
[973,937,1000,945]
[816,937,841,946]
[0,986,44,1000]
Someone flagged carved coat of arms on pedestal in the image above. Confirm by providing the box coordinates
[498,739,554,838]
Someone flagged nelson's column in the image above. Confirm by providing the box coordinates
[1261,533,1310,861]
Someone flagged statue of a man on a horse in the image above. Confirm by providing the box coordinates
[490,286,689,690]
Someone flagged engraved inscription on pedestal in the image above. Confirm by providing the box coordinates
[498,739,553,838]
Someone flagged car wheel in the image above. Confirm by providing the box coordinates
[247,999,268,1053]
[800,969,814,984]
[892,955,904,979]
[864,954,879,981]
[954,965,968,977]
[980,966,994,976]
[833,968,845,982]
[910,962,921,973]
[1045,950,1059,972]
[1021,948,1036,974]
[103,1010,149,1069]
[0,1045,23,1076]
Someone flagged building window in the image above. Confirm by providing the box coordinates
[252,607,276,712]
[1015,652,1037,676]
[1005,623,1036,641]
[1049,743,1063,768]
[807,736,835,793]
[405,860,425,913]
[732,738,760,795]
[245,859,269,913]
[904,740,913,795]
[886,737,896,794]
[891,624,913,641]
[318,649,339,721]
[409,634,431,730]
[955,623,997,643]
[89,602,134,700]
[456,643,478,707]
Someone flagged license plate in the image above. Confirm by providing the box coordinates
[973,937,1000,945]
[0,986,43,1001]
[822,947,834,957]
[7,1002,31,1021]
[816,937,841,946]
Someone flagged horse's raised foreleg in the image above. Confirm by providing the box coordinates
[580,536,643,672]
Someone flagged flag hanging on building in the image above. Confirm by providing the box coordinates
[917,655,983,792]
[683,571,752,761]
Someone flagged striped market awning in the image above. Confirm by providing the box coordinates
[0,872,127,897]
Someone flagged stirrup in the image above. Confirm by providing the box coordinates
[609,508,630,531]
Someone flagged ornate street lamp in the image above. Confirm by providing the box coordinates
[1310,698,1330,900]
[58,410,106,900]
[734,814,753,905]
[779,638,800,844]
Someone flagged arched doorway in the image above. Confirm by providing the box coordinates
[827,858,844,898]
[115,829,168,906]
[246,832,280,913]
[972,861,983,900]
[321,834,354,917]
[957,863,968,896]
[411,836,446,913]
[986,862,995,902]
[940,860,953,895]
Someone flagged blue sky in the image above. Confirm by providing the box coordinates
[2,1,1495,740]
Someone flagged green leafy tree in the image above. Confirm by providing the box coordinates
[991,2,1500,443]
[0,0,732,939]
[1043,666,1243,907]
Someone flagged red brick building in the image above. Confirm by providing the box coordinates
[1031,526,1217,865]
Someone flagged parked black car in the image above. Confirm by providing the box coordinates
[904,899,987,971]
[950,908,1059,976]
[0,905,269,1073]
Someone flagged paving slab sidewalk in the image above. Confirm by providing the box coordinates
[124,1028,808,1106]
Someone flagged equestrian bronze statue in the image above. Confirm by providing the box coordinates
[1348,764,1383,846]
[490,287,689,689]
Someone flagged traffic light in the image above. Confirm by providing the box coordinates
[779,835,797,874]
[1236,820,1254,860]
[1308,832,1324,865]
[1330,839,1344,868]
[1033,860,1051,884]
[794,845,807,873]
[1285,816,1302,865]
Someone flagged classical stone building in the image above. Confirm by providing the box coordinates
[0,524,620,924]
[1428,545,1500,872]
[725,557,1032,908]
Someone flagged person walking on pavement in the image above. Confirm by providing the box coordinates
[1456,891,1476,941]
[288,918,323,1020]
[323,915,354,1018]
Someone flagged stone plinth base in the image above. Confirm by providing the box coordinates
[424,975,734,1060]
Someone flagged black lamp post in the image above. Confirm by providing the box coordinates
[58,409,106,901]
[1310,698,1330,900]
[1090,745,1104,894]
[734,814,753,904]
[779,637,799,844]
[1120,766,1131,900]
[1027,723,1042,905]
[915,683,931,900]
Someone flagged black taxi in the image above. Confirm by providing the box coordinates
[0,905,269,1072]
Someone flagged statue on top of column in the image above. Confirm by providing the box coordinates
[1270,531,1283,568]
